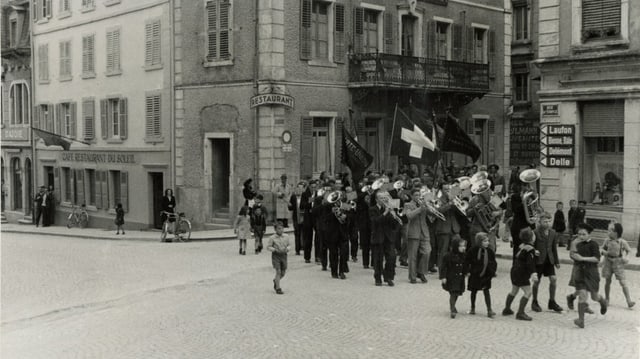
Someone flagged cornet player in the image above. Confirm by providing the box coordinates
[467,181,504,252]
[403,188,431,283]
[369,190,401,287]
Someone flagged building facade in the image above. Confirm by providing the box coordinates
[1,0,33,221]
[535,0,640,240]
[175,0,509,228]
[31,0,173,229]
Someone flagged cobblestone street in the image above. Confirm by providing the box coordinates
[2,233,639,359]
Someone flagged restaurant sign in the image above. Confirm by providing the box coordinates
[250,94,295,109]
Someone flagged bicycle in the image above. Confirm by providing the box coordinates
[67,205,89,228]
[160,211,192,242]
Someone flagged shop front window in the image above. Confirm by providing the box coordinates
[583,136,623,207]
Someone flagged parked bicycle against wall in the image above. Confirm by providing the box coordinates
[67,204,89,228]
[160,210,192,242]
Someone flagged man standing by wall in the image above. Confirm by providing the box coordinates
[33,186,46,227]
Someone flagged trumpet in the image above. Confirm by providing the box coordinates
[393,180,404,190]
[361,185,372,193]
[371,178,385,191]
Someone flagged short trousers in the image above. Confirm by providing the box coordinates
[602,258,626,281]
[536,259,556,277]
[272,253,288,272]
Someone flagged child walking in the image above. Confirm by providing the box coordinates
[267,221,290,294]
[552,201,566,247]
[440,237,467,318]
[234,206,251,255]
[502,227,538,321]
[566,230,594,314]
[572,223,608,328]
[251,206,267,254]
[602,222,635,309]
[465,232,497,318]
[115,203,125,235]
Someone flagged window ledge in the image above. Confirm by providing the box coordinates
[308,59,338,68]
[104,0,121,6]
[82,72,96,79]
[36,18,50,25]
[144,63,163,71]
[203,59,234,68]
[106,138,124,144]
[80,6,95,13]
[58,11,71,19]
[59,75,73,82]
[144,137,164,144]
[512,39,532,45]
[572,39,630,54]
[38,79,50,85]
[105,69,122,77]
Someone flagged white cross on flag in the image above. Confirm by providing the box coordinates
[390,106,439,164]
[401,125,435,158]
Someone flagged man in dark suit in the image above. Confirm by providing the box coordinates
[369,190,400,286]
[356,182,372,268]
[300,180,317,263]
[434,186,461,271]
[289,181,306,256]
[531,212,563,313]
[33,186,46,227]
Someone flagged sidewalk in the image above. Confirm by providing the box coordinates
[2,222,639,270]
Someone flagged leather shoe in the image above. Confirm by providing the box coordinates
[275,288,284,295]
[385,279,395,287]
[375,280,382,286]
[599,298,608,315]
[548,300,563,313]
[531,300,542,312]
[331,273,339,279]
[305,259,311,263]
[339,273,346,280]
[516,312,532,321]
[410,279,417,284]
[418,274,428,283]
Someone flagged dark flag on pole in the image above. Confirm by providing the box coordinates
[390,106,439,165]
[441,113,482,162]
[341,127,373,182]
[32,127,73,151]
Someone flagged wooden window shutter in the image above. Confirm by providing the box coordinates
[425,20,436,59]
[101,170,109,210]
[582,101,624,137]
[106,31,114,71]
[54,167,60,201]
[83,99,94,140]
[100,99,107,139]
[45,0,51,17]
[55,103,61,135]
[452,23,463,61]
[300,0,312,60]
[335,117,343,173]
[87,35,94,73]
[59,41,64,76]
[76,169,85,206]
[33,0,38,22]
[383,12,393,54]
[2,10,8,48]
[145,95,161,137]
[488,119,496,163]
[206,1,217,60]
[47,104,54,132]
[82,36,89,72]
[145,20,161,66]
[300,116,314,178]
[120,171,128,212]
[113,30,120,70]
[33,105,40,129]
[119,98,127,139]
[334,3,345,63]
[465,25,474,62]
[70,102,77,138]
[489,30,496,77]
[582,0,621,40]
[353,7,364,54]
[219,0,231,60]
[95,170,102,209]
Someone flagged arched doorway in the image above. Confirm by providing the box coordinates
[12,158,22,210]
[25,158,32,215]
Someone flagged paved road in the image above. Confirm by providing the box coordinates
[2,233,639,359]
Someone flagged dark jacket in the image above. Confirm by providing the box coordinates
[300,188,315,227]
[369,204,399,245]
[435,202,461,235]
[440,251,467,293]
[250,211,267,233]
[552,209,566,233]
[161,195,176,222]
[568,207,586,235]
[533,227,559,265]
[510,244,537,286]
[465,246,497,290]
[288,193,302,225]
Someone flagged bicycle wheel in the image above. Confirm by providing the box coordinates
[176,219,191,242]
[160,222,169,242]
[79,213,89,228]
[67,214,75,228]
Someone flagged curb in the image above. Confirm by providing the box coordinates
[494,253,640,272]
[0,229,238,242]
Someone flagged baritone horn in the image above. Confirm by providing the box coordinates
[519,169,542,224]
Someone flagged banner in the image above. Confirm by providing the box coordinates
[390,106,439,165]
[341,127,373,182]
[441,113,481,162]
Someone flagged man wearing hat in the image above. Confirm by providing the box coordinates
[273,174,292,228]
[33,186,47,227]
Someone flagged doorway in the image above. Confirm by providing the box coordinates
[211,138,230,212]
[12,158,22,210]
[43,166,54,188]
[25,158,32,215]
[150,172,164,229]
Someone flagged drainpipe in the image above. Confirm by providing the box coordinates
[253,0,260,189]
[170,0,176,192]
[30,5,38,218]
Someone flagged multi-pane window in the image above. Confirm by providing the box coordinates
[100,97,127,139]
[38,44,49,81]
[60,0,70,13]
[582,0,621,41]
[59,40,72,79]
[436,22,450,60]
[401,15,416,56]
[9,19,17,47]
[57,102,76,137]
[9,82,30,125]
[311,1,329,59]
[82,34,95,75]
[145,20,162,67]
[106,29,121,73]
[363,10,379,53]
[473,28,486,63]
[145,94,161,138]
[362,119,381,171]
[205,0,232,62]
[514,73,529,102]
[86,169,96,206]
[39,104,53,131]
[82,98,95,140]
[36,0,52,20]
[513,3,529,41]
[81,0,95,10]
[312,117,331,174]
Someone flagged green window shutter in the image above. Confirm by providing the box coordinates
[300,0,312,60]
[452,23,463,61]
[300,116,313,178]
[383,12,393,54]
[334,3,345,63]
[489,30,496,78]
[76,169,85,206]
[120,171,128,212]
[119,98,127,139]
[353,7,364,54]
[70,102,77,138]
[100,99,107,139]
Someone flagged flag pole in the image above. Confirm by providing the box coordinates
[31,126,92,146]
[388,102,399,158]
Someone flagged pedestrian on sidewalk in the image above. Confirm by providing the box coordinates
[552,201,567,247]
[114,203,125,235]
[601,222,635,309]
[502,227,539,321]
[251,206,267,254]
[267,221,290,294]
[440,237,467,318]
[33,186,46,227]
[234,206,251,255]
[531,212,563,313]
[571,223,608,329]
[465,232,497,318]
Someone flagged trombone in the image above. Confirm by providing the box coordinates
[380,193,404,225]
[418,189,447,222]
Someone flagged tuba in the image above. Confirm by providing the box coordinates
[327,191,347,224]
[519,169,542,224]
[470,179,500,232]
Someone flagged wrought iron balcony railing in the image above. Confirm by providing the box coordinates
[349,53,490,92]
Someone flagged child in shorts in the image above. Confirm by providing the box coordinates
[267,221,290,294]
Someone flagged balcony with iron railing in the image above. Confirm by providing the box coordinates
[348,53,490,93]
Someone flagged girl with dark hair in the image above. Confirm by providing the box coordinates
[466,232,497,318]
[440,237,467,318]
[243,178,257,207]
[502,227,538,321]
[160,189,176,242]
